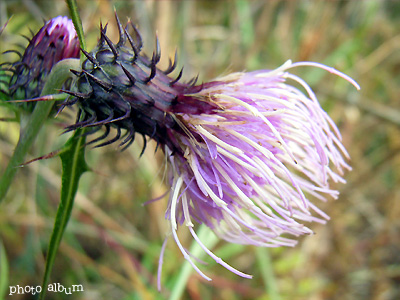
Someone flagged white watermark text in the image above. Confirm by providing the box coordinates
[9,283,84,296]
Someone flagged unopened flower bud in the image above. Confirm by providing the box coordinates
[8,16,80,105]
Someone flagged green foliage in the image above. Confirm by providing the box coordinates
[39,129,89,300]
[0,240,9,300]
[0,58,80,202]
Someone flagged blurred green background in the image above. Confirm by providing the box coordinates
[0,1,399,299]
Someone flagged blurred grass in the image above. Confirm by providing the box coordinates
[1,0,399,299]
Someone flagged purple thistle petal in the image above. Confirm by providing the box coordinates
[162,60,358,279]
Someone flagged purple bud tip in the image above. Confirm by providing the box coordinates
[7,16,80,102]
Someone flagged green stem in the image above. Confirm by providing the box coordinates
[169,225,219,300]
[38,3,87,299]
[0,239,9,300]
[66,0,86,56]
[255,247,281,300]
[0,58,81,203]
[38,128,88,300]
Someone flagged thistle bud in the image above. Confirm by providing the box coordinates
[63,15,217,152]
[8,16,80,105]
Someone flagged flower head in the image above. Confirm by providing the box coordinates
[62,15,359,281]
[162,61,359,280]
[7,16,80,104]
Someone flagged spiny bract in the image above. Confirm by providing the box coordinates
[63,14,217,153]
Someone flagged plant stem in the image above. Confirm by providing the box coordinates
[256,247,281,300]
[0,58,81,202]
[66,0,86,57]
[169,225,218,300]
[38,3,87,299]
[38,127,88,300]
[0,240,9,300]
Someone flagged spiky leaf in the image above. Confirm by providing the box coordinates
[39,129,89,300]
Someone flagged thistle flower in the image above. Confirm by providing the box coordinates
[4,16,79,105]
[62,15,359,281]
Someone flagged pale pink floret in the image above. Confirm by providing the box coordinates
[158,60,359,285]
[32,16,79,60]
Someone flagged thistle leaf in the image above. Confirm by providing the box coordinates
[39,129,89,300]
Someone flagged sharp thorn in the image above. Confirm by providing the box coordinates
[119,128,135,149]
[150,123,157,138]
[125,26,139,58]
[0,62,13,68]
[154,34,161,63]
[120,137,135,151]
[87,110,114,127]
[114,11,126,46]
[99,22,105,45]
[55,103,67,117]
[11,61,29,69]
[170,67,183,85]
[82,70,113,91]
[79,126,102,138]
[99,22,109,45]
[59,89,90,98]
[82,113,97,126]
[187,73,199,86]
[70,69,81,77]
[2,49,22,58]
[59,97,79,108]
[154,141,160,153]
[20,34,31,42]
[140,134,147,157]
[94,126,121,148]
[64,114,97,132]
[164,49,178,75]
[81,48,98,65]
[130,22,143,51]
[143,55,156,84]
[108,104,131,123]
[119,63,136,85]
[19,149,63,167]
[101,30,118,58]
[86,125,111,146]
[75,109,82,124]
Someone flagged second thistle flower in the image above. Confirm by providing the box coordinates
[5,16,80,106]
